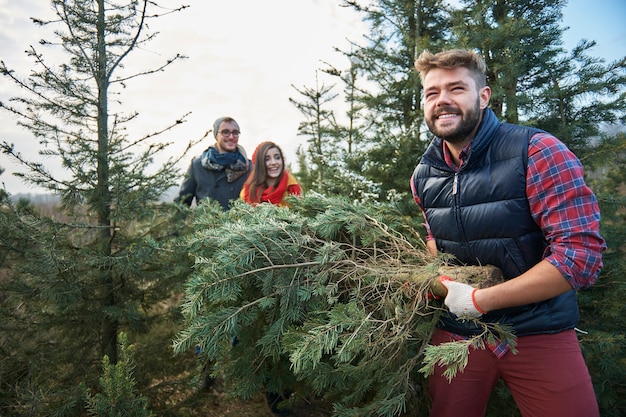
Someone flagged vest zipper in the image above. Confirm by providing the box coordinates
[452,172,458,195]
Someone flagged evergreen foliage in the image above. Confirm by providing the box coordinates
[0,0,194,414]
[1,0,624,415]
[292,0,625,203]
[288,1,626,415]
[289,72,339,189]
[174,194,516,416]
[575,132,626,417]
[0,190,193,415]
[520,42,626,154]
[293,0,451,200]
[85,332,152,417]
[450,0,566,124]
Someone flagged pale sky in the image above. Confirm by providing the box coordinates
[1,0,624,195]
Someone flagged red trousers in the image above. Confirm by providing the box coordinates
[428,329,599,417]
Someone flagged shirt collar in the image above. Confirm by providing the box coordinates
[442,141,471,171]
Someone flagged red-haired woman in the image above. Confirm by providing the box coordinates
[240,141,301,206]
[239,141,300,414]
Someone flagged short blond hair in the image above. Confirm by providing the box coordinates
[415,49,487,88]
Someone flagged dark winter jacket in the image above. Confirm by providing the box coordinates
[176,149,251,211]
[411,108,579,336]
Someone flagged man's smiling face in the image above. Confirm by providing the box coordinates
[422,67,490,145]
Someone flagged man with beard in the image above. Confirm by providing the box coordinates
[411,49,605,417]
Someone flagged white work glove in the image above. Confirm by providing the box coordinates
[439,276,486,318]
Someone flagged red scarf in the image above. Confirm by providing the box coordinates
[242,170,296,205]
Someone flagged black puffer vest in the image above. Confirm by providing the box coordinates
[412,109,579,336]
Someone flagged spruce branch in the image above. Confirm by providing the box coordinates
[175,194,516,416]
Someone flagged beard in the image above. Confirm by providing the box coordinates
[426,98,482,145]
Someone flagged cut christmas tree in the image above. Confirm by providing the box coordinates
[174,194,515,417]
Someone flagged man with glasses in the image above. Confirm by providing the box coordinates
[175,116,251,210]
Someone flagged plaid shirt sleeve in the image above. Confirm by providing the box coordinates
[527,133,606,290]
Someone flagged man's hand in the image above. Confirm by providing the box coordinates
[439,276,487,318]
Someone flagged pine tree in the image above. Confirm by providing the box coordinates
[289,71,340,192]
[523,41,626,154]
[450,0,566,124]
[450,0,626,154]
[85,333,152,417]
[291,61,382,201]
[0,0,193,413]
[575,132,626,417]
[291,0,451,201]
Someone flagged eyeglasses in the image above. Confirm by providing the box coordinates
[219,129,240,137]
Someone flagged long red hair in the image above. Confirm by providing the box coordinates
[245,141,285,202]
